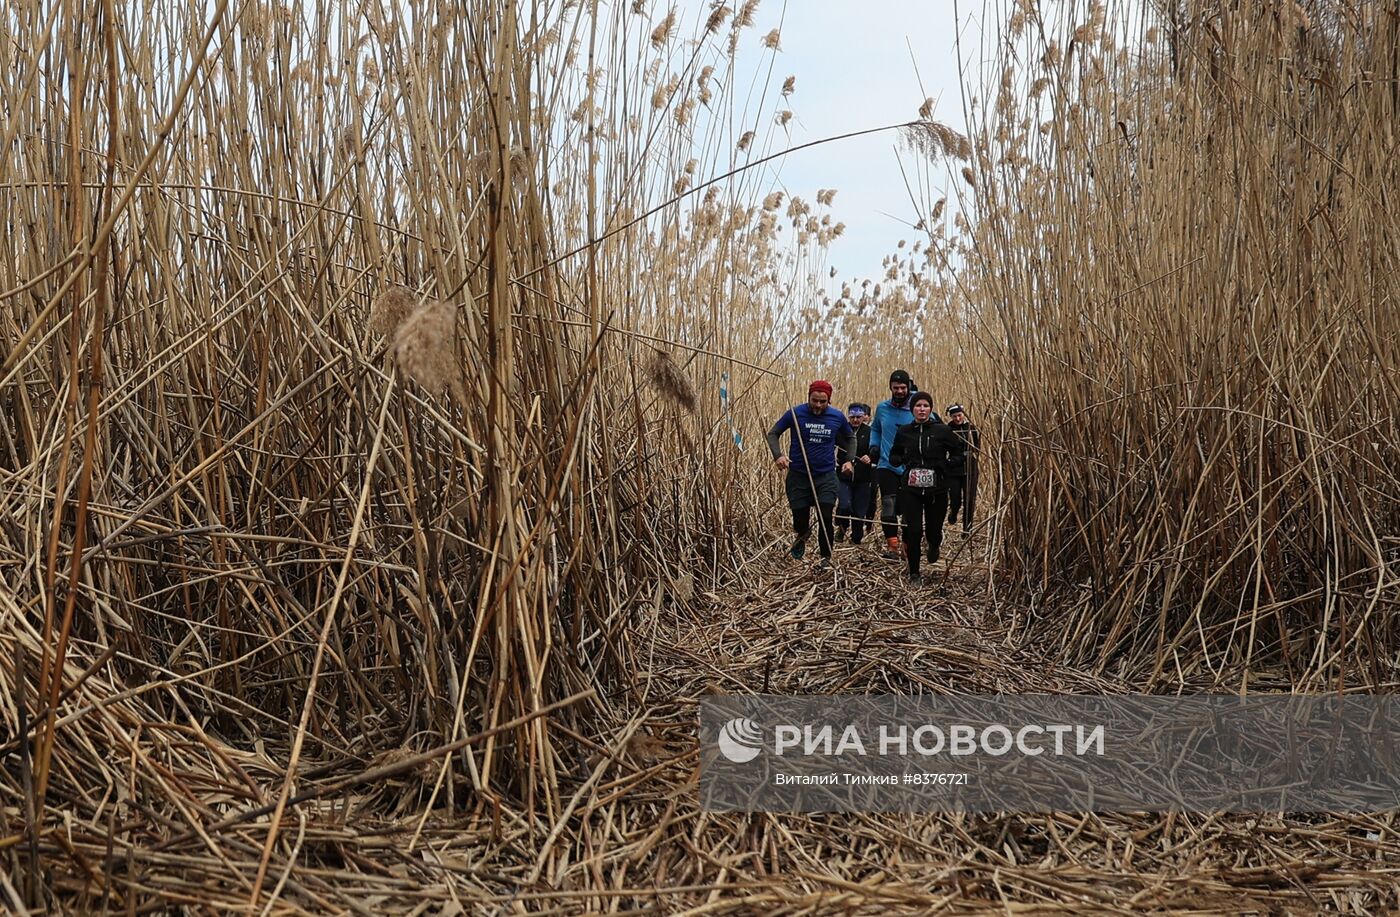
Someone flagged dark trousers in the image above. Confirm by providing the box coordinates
[900,486,949,575]
[948,457,979,525]
[946,477,965,523]
[877,468,904,539]
[965,456,979,525]
[836,479,873,543]
[793,503,836,558]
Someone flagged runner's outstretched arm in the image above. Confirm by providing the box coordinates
[766,411,792,461]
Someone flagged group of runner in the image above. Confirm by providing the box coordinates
[765,370,980,584]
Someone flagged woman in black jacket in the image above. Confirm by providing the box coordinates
[888,392,965,584]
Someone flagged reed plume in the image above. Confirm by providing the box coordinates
[647,348,698,409]
[391,297,462,400]
[368,285,417,337]
[902,119,972,162]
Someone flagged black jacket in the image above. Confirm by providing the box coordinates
[837,424,874,483]
[889,420,964,489]
[946,421,980,477]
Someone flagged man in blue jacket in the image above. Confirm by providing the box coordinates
[767,380,855,567]
[867,369,941,559]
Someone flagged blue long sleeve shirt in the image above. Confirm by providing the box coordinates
[869,398,921,473]
[767,404,854,475]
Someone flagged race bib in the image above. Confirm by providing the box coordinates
[907,467,938,488]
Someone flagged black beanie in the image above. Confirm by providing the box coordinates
[889,369,912,387]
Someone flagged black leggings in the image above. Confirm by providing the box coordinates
[900,486,949,575]
[793,503,836,558]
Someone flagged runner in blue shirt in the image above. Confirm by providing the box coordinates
[766,380,854,567]
[868,370,914,558]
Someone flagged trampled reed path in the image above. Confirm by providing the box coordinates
[1,0,1398,912]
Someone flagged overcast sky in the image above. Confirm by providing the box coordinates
[726,0,985,289]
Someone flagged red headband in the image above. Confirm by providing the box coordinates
[808,380,833,397]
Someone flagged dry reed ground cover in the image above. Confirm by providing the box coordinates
[3,0,1400,912]
[9,530,1400,913]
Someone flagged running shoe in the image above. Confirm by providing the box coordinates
[790,537,807,560]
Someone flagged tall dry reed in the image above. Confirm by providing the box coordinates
[957,0,1400,686]
[0,0,841,908]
